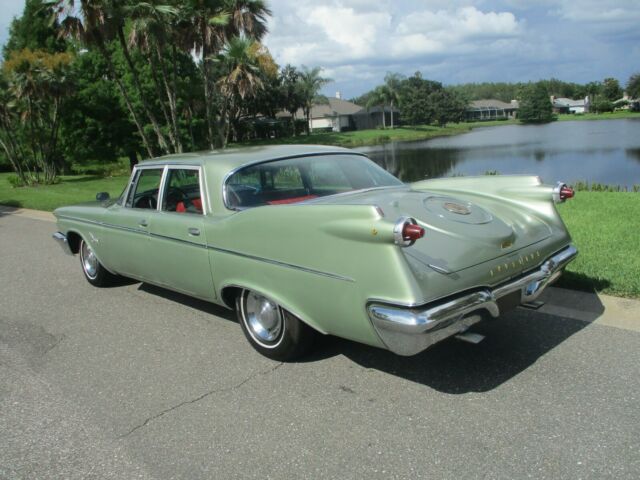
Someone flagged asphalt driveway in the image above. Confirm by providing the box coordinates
[1,211,639,479]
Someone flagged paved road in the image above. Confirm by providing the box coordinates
[1,212,639,479]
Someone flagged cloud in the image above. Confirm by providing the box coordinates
[553,0,640,24]
[265,2,525,67]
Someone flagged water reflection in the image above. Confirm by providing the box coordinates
[367,143,460,181]
[358,119,640,186]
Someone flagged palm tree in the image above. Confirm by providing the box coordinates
[181,0,271,149]
[215,36,276,146]
[49,0,157,157]
[366,86,388,129]
[384,72,402,128]
[127,0,182,152]
[111,1,172,153]
[2,49,73,183]
[298,66,331,135]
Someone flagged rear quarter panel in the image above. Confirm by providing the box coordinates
[204,204,423,348]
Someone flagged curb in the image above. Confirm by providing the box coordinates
[0,205,55,223]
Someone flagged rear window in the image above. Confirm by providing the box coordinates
[225,154,402,209]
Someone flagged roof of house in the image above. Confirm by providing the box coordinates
[468,99,519,109]
[353,105,400,115]
[278,98,364,119]
[553,97,586,107]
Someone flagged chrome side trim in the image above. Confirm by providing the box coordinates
[206,245,355,283]
[52,232,73,255]
[368,245,578,356]
[56,215,353,282]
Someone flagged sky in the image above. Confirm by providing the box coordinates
[1,0,639,98]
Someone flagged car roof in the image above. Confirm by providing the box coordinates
[138,144,360,173]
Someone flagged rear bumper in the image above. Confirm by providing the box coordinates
[52,232,73,255]
[368,244,578,356]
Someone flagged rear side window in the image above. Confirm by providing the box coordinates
[225,154,402,209]
[161,169,203,214]
[126,168,163,209]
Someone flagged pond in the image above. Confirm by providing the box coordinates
[357,118,640,188]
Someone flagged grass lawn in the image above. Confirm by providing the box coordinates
[236,119,516,148]
[556,192,640,299]
[557,111,640,122]
[1,172,638,298]
[0,173,128,212]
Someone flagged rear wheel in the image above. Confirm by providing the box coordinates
[79,239,118,287]
[236,289,315,361]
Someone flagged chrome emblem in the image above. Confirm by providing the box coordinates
[443,202,471,215]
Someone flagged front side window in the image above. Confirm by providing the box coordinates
[161,168,203,214]
[225,154,402,209]
[126,168,163,209]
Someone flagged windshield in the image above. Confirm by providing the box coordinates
[225,154,403,209]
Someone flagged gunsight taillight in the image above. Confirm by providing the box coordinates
[394,217,425,247]
[553,182,575,203]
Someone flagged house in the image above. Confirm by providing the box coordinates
[551,96,589,114]
[278,93,400,132]
[465,99,519,121]
[352,105,400,130]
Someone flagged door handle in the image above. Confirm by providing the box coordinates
[188,227,200,236]
[139,219,148,227]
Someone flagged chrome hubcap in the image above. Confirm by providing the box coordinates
[244,291,284,345]
[81,241,98,279]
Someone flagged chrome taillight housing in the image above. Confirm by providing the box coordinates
[393,217,425,247]
[553,182,575,203]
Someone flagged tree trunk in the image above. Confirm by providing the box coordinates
[147,49,176,147]
[128,150,138,171]
[96,40,155,158]
[155,42,182,153]
[202,30,216,150]
[390,101,394,129]
[117,27,170,153]
[382,106,386,129]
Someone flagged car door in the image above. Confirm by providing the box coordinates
[145,165,216,301]
[101,166,163,278]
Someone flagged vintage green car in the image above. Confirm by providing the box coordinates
[53,145,577,360]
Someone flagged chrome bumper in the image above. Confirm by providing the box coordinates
[368,245,578,356]
[52,232,73,255]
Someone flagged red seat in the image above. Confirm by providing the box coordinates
[176,198,202,213]
[268,195,317,205]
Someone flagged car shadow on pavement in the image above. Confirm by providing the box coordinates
[138,283,237,321]
[304,303,604,394]
[135,282,605,394]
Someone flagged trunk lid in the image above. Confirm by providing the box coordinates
[314,187,552,273]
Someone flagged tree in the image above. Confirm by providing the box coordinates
[215,37,276,146]
[383,72,402,128]
[298,66,331,134]
[183,0,271,148]
[60,48,140,169]
[126,0,182,152]
[626,73,640,99]
[0,49,74,184]
[2,0,67,57]
[279,64,303,136]
[429,90,467,126]
[366,86,389,128]
[602,77,623,101]
[518,82,554,124]
[50,0,158,157]
[396,72,444,125]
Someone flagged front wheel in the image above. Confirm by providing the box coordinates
[79,239,118,287]
[236,289,315,361]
